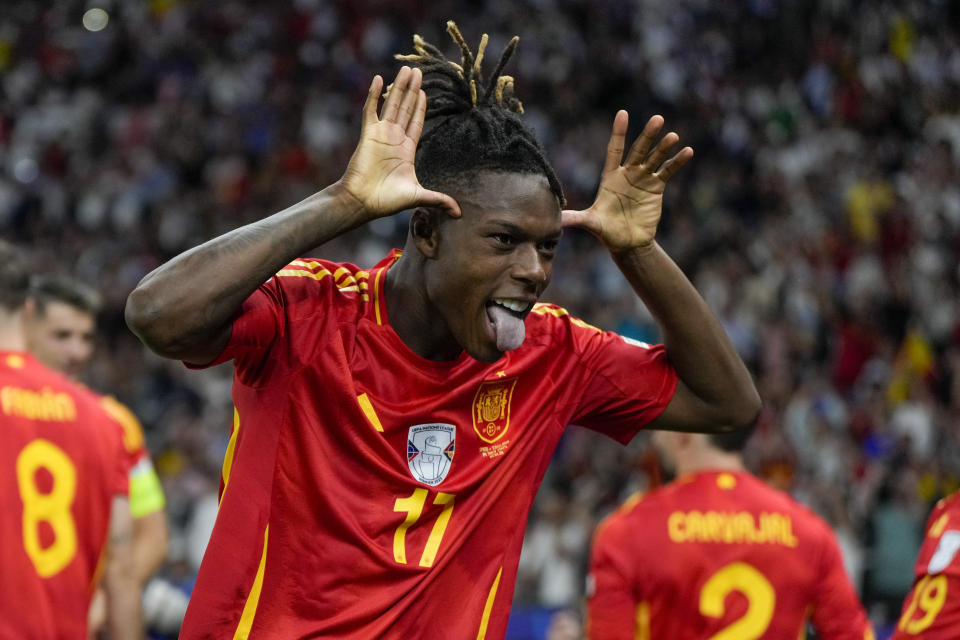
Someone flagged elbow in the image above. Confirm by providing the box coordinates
[125,283,180,357]
[719,384,762,433]
[125,285,160,344]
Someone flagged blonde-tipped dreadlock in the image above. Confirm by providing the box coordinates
[394,21,564,205]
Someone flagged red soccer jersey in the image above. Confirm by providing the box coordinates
[586,470,873,640]
[0,351,128,640]
[892,491,960,638]
[182,251,678,639]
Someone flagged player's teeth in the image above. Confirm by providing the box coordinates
[492,298,526,313]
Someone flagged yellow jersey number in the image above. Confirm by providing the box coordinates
[16,439,78,577]
[393,488,455,568]
[699,562,776,640]
[897,574,948,635]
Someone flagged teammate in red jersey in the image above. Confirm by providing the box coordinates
[891,491,960,638]
[0,241,142,640]
[586,426,873,640]
[25,276,169,633]
[126,22,759,638]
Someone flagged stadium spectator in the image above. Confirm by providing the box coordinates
[124,21,757,638]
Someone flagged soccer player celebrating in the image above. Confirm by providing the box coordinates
[25,276,169,631]
[891,491,960,638]
[0,241,142,639]
[586,426,873,639]
[126,22,759,638]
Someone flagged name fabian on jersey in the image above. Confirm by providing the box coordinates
[668,510,799,547]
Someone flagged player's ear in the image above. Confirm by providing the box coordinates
[22,297,36,321]
[410,207,441,259]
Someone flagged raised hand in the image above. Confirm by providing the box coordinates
[339,66,461,219]
[561,111,692,252]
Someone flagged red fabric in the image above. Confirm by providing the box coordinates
[181,251,677,639]
[587,470,872,640]
[891,492,960,639]
[0,352,128,640]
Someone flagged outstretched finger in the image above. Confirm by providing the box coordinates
[396,68,423,131]
[655,146,694,182]
[406,90,427,141]
[417,189,462,218]
[603,110,629,174]
[381,66,411,123]
[640,131,679,173]
[625,115,664,167]
[362,75,384,129]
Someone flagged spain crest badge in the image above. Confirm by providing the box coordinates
[472,377,517,443]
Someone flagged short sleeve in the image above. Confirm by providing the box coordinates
[102,415,132,498]
[586,517,640,640]
[185,259,345,384]
[573,331,678,443]
[186,278,285,370]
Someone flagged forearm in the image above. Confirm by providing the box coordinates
[105,571,143,640]
[132,511,169,584]
[126,182,366,361]
[613,242,760,428]
[104,497,143,640]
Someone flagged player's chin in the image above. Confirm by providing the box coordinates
[469,342,504,364]
[466,328,505,363]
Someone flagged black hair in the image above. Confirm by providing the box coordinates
[0,240,30,311]
[29,275,103,317]
[395,21,565,206]
[708,421,758,453]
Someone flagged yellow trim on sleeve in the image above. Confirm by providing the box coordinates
[357,393,384,432]
[476,566,503,640]
[233,524,269,640]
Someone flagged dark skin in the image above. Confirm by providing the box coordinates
[126,65,760,432]
[387,171,561,363]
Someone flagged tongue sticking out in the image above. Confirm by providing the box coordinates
[487,304,526,352]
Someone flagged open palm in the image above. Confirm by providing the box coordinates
[562,112,692,252]
[339,66,460,220]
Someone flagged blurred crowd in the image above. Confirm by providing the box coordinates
[2,0,959,637]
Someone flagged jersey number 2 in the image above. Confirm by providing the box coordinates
[16,439,78,577]
[699,562,775,640]
[393,488,455,568]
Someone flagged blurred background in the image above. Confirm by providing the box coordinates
[2,0,959,637]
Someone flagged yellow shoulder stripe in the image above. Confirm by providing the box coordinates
[276,263,370,300]
[530,304,600,332]
[276,268,330,282]
[99,396,145,454]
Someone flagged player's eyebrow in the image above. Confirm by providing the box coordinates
[484,220,562,243]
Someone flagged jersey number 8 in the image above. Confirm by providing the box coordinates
[16,439,78,577]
